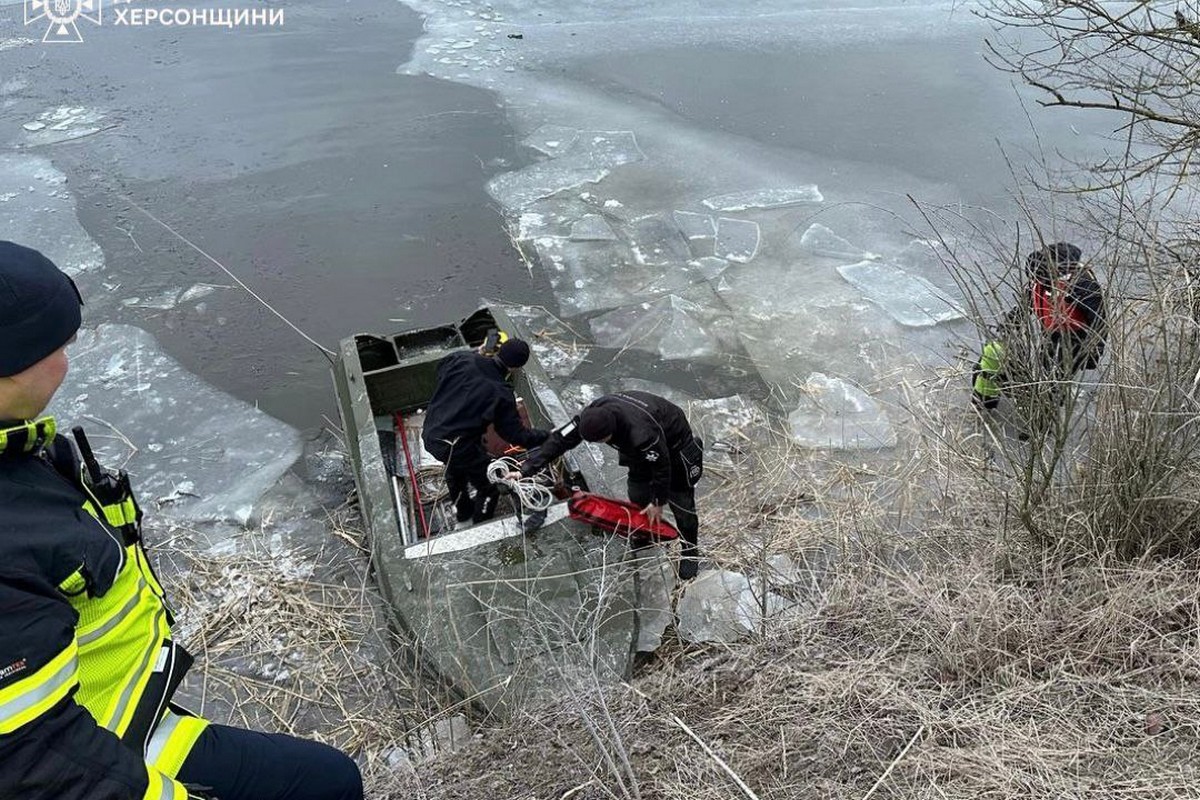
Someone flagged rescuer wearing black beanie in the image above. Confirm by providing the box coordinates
[423,335,550,524]
[0,241,364,800]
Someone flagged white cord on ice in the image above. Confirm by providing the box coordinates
[487,457,555,512]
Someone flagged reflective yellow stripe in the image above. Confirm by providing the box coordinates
[77,579,146,646]
[146,709,209,778]
[103,610,166,734]
[99,497,138,528]
[143,768,186,800]
[0,644,79,734]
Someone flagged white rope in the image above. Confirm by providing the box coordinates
[487,457,555,511]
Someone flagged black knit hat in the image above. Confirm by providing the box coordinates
[496,338,531,369]
[0,241,82,378]
[1028,242,1082,284]
[578,406,617,442]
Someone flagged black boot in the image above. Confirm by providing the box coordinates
[677,545,700,581]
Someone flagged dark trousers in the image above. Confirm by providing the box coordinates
[428,439,499,523]
[178,724,363,800]
[627,462,700,559]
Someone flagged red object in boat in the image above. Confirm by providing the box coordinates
[567,491,679,541]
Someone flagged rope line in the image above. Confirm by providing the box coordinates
[120,194,337,362]
[486,457,555,511]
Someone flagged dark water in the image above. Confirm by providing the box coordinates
[1,0,548,429]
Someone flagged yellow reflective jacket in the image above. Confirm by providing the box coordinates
[0,420,207,800]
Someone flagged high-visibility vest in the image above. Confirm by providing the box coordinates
[0,419,208,800]
[973,341,1005,399]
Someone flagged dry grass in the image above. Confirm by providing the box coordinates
[152,507,431,799]
[412,546,1200,800]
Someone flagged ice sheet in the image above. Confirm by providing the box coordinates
[703,186,823,211]
[672,210,716,240]
[496,303,593,378]
[629,214,691,266]
[589,295,721,360]
[491,129,645,210]
[838,259,964,327]
[714,217,761,263]
[23,106,108,146]
[788,373,897,450]
[0,154,105,275]
[688,256,728,282]
[50,324,303,523]
[798,223,880,261]
[569,214,618,241]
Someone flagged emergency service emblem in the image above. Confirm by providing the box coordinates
[644,451,658,462]
[25,0,102,43]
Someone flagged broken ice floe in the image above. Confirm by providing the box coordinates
[23,106,108,146]
[496,303,592,378]
[51,324,303,522]
[0,153,105,275]
[688,256,728,282]
[589,295,721,360]
[524,124,580,156]
[714,217,760,263]
[629,214,691,266]
[702,186,823,212]
[569,214,618,241]
[675,569,794,644]
[798,223,881,262]
[672,210,716,241]
[635,552,677,652]
[837,259,963,327]
[788,373,897,450]
[490,129,644,210]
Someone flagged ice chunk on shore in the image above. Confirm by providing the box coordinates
[676,569,794,643]
[635,552,677,652]
[672,210,716,240]
[569,214,617,241]
[590,295,720,360]
[0,153,104,275]
[798,223,880,261]
[715,217,760,263]
[838,260,963,327]
[788,373,897,450]
[51,324,302,522]
[703,186,823,212]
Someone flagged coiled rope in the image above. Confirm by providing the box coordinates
[486,457,555,511]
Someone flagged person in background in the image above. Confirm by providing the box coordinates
[519,391,705,580]
[0,240,363,800]
[422,337,549,524]
[972,241,1107,410]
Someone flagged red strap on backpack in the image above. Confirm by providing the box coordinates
[567,491,679,541]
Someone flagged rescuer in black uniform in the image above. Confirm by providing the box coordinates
[422,338,550,524]
[520,391,705,579]
[0,241,362,800]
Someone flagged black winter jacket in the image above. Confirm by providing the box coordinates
[522,391,696,505]
[0,436,154,800]
[421,351,548,458]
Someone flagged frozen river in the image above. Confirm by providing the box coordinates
[0,0,1119,529]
